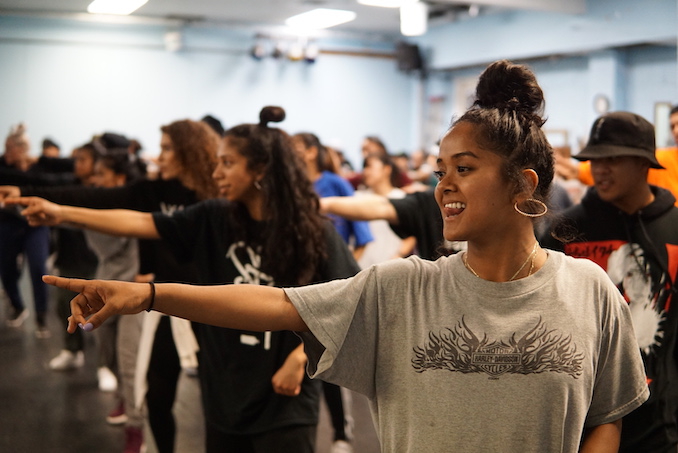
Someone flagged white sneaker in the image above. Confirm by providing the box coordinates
[331,440,353,453]
[97,366,118,392]
[49,350,85,371]
[6,308,29,327]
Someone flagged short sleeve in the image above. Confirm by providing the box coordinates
[585,278,649,427]
[152,199,222,263]
[286,267,380,398]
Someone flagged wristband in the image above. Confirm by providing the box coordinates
[146,282,156,312]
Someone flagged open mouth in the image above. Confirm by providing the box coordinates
[443,202,466,217]
[595,180,613,191]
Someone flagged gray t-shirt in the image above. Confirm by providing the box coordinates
[286,250,649,452]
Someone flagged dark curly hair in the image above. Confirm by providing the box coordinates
[160,119,219,200]
[454,60,554,206]
[224,106,327,286]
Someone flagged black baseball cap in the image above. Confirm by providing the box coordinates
[574,111,664,169]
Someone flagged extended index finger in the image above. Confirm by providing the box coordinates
[2,196,30,206]
[42,275,90,293]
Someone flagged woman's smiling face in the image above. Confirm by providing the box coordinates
[434,121,516,243]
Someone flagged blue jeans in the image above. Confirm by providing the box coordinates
[0,216,50,315]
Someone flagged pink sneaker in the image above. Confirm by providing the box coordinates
[106,400,128,425]
[123,426,145,453]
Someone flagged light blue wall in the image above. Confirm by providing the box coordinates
[1,0,676,163]
[419,0,676,70]
[415,0,677,153]
[0,16,415,167]
[424,45,677,154]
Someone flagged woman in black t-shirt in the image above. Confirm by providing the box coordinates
[2,119,220,453]
[12,106,360,453]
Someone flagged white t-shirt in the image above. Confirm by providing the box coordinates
[356,188,408,269]
[286,251,649,452]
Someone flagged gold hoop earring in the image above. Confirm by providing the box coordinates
[514,198,548,218]
[254,181,262,191]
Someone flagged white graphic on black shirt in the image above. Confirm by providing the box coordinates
[160,202,184,216]
[606,243,665,355]
[227,241,274,286]
[412,317,584,378]
[227,241,274,350]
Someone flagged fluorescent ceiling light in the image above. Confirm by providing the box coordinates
[87,0,148,15]
[400,1,428,36]
[285,8,357,30]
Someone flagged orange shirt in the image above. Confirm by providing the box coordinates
[577,147,678,206]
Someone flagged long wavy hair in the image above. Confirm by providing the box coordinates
[224,106,327,286]
[160,119,219,200]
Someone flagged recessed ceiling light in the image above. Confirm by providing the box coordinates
[285,8,357,30]
[87,0,148,15]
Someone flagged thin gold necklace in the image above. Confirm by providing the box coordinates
[463,242,539,281]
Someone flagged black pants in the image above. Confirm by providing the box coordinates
[146,316,181,453]
[323,381,352,441]
[205,423,317,453]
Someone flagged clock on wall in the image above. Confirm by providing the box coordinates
[594,94,610,114]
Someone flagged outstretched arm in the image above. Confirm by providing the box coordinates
[42,276,308,334]
[4,196,159,239]
[320,195,399,224]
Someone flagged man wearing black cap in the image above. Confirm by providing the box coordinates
[540,111,678,453]
[556,104,678,206]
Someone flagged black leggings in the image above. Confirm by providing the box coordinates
[205,423,316,453]
[322,381,351,441]
[146,317,182,453]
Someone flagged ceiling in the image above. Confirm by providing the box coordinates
[0,0,585,37]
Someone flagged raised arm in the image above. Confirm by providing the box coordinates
[320,194,399,224]
[42,276,308,334]
[4,196,159,239]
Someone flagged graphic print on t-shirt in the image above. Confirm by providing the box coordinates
[227,241,274,286]
[226,241,275,350]
[412,317,584,378]
[565,240,678,355]
[160,201,184,216]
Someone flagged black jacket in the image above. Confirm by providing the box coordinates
[540,185,678,453]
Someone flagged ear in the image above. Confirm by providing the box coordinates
[252,163,267,183]
[521,169,539,196]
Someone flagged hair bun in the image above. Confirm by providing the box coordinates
[474,60,544,120]
[259,106,286,127]
[9,122,27,136]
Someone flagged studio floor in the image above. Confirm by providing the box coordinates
[0,278,381,453]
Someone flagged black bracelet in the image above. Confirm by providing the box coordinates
[146,281,156,312]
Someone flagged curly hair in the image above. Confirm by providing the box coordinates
[160,120,219,200]
[453,60,554,205]
[224,106,327,286]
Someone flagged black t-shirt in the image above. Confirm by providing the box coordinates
[389,189,444,260]
[23,178,199,283]
[153,198,361,434]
